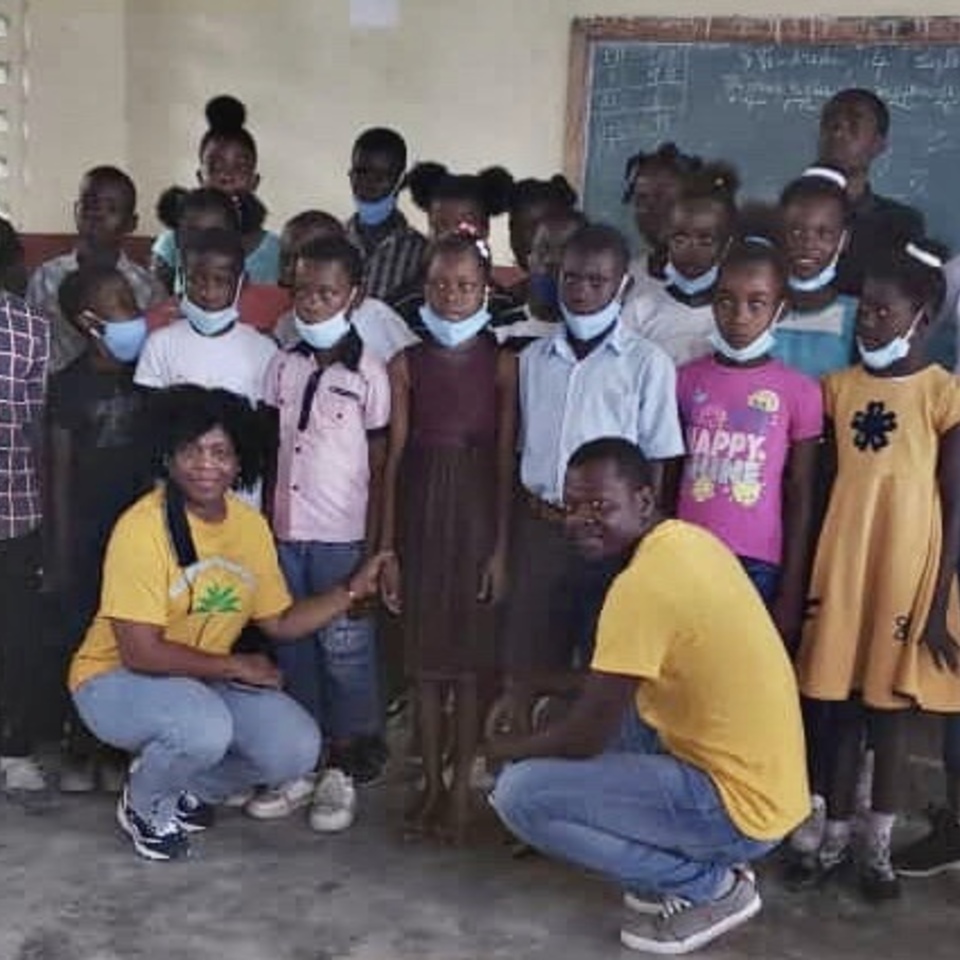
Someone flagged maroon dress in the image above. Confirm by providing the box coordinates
[399,334,500,679]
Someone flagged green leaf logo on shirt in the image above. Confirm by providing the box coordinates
[194,582,242,614]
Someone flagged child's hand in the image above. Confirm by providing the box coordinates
[921,622,960,673]
[770,589,805,647]
[348,551,395,606]
[477,550,508,605]
[378,552,402,615]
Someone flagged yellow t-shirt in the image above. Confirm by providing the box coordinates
[68,487,292,691]
[591,520,810,841]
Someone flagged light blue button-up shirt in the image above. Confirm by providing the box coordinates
[519,321,685,503]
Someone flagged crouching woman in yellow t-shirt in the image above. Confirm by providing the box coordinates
[68,385,394,861]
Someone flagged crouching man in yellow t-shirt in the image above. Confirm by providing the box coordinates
[487,437,810,956]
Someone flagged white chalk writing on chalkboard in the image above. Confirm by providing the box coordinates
[583,40,960,255]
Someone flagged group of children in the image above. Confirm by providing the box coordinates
[2,86,960,895]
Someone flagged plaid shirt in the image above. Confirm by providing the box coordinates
[345,211,427,304]
[0,293,49,538]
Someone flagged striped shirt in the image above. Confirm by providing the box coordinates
[0,293,49,539]
[345,211,427,305]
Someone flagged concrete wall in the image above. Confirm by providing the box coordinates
[21,1,960,258]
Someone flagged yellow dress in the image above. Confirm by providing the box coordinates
[798,365,960,711]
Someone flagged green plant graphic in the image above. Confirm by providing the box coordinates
[194,581,242,614]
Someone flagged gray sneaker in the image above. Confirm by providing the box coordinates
[621,870,761,955]
[623,866,756,918]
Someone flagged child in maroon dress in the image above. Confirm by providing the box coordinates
[381,232,517,842]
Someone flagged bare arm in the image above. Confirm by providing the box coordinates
[256,550,393,642]
[364,432,388,556]
[378,353,410,553]
[771,437,820,642]
[485,670,636,761]
[922,424,960,671]
[114,620,278,685]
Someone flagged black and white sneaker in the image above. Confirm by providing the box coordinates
[175,792,216,832]
[895,807,960,878]
[116,789,190,861]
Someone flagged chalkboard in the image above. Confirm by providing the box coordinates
[565,18,960,254]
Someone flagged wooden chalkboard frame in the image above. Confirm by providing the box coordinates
[564,16,960,189]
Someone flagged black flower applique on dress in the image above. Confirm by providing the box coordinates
[851,401,897,452]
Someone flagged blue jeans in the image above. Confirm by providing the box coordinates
[276,540,382,741]
[490,710,776,903]
[739,556,781,606]
[73,669,320,826]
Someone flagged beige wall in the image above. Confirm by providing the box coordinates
[22,0,960,259]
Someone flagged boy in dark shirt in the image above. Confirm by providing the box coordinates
[817,88,925,296]
[47,266,154,792]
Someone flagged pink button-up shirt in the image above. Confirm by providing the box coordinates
[264,345,390,543]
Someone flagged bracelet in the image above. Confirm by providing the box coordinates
[345,583,358,605]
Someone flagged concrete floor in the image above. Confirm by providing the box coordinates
[0,782,958,960]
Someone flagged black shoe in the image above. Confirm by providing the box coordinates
[784,846,852,891]
[894,807,960,878]
[116,789,190,861]
[342,737,388,786]
[175,792,216,832]
[782,851,821,890]
[860,863,902,902]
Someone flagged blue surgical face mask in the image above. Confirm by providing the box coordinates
[787,232,847,293]
[664,261,719,298]
[528,272,560,310]
[857,310,922,371]
[355,172,403,227]
[100,316,148,363]
[560,276,628,341]
[294,310,351,350]
[355,193,397,227]
[709,328,776,364]
[419,303,490,348]
[181,277,242,337]
[710,304,783,364]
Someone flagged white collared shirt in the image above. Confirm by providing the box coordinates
[519,320,684,503]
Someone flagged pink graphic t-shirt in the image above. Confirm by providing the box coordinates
[676,356,823,565]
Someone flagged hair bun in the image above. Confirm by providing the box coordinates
[476,166,515,217]
[407,161,449,211]
[205,95,247,133]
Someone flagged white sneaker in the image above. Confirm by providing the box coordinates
[309,768,357,833]
[244,775,315,820]
[1,755,49,792]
